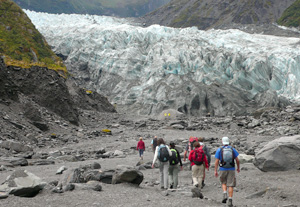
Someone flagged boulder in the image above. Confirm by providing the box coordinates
[0,170,46,197]
[112,165,143,185]
[157,109,185,121]
[238,154,254,164]
[0,157,28,166]
[0,141,33,152]
[254,135,300,171]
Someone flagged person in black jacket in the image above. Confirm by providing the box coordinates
[168,141,183,189]
[198,137,211,188]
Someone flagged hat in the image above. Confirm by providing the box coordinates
[222,137,229,145]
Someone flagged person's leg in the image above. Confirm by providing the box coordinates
[168,165,174,188]
[226,170,236,206]
[191,165,198,187]
[163,162,169,189]
[159,162,164,189]
[173,165,179,188]
[220,171,229,203]
[228,187,234,197]
[202,167,206,188]
[198,165,204,189]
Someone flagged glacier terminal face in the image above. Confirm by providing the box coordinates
[25,10,300,116]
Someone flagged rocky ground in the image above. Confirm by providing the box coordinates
[0,57,299,206]
[0,102,300,207]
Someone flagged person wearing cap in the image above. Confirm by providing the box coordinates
[137,137,145,160]
[214,137,240,207]
[168,141,183,189]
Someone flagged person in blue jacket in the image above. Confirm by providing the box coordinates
[214,137,240,207]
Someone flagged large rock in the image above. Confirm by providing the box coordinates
[112,165,143,185]
[0,141,33,152]
[0,170,46,197]
[254,135,300,171]
[0,157,28,166]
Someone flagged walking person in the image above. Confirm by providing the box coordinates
[198,137,211,188]
[152,138,172,190]
[151,136,158,153]
[188,141,209,189]
[214,136,240,207]
[168,141,183,189]
[137,137,145,160]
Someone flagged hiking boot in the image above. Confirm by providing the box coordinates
[222,193,228,203]
[170,184,173,189]
[201,180,205,189]
[228,198,233,207]
[194,183,199,188]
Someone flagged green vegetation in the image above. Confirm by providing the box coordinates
[11,0,170,17]
[277,0,300,27]
[0,0,66,74]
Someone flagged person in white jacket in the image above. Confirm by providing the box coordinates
[152,138,172,190]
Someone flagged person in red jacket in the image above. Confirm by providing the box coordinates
[188,141,209,189]
[137,137,145,160]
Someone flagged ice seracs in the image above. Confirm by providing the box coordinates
[25,10,300,116]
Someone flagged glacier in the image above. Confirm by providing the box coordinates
[24,10,300,116]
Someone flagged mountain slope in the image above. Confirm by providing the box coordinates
[0,0,66,73]
[12,0,170,17]
[142,0,296,29]
[277,0,300,27]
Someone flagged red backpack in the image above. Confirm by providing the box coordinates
[188,137,198,151]
[192,147,204,165]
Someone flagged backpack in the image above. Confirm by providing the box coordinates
[169,149,179,165]
[192,147,204,165]
[188,137,198,152]
[219,146,234,168]
[152,138,158,151]
[158,145,170,162]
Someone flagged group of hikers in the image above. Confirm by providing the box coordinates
[137,135,240,207]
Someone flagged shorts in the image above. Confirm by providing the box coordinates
[219,170,236,187]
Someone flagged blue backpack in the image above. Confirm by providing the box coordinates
[158,145,170,162]
[219,146,234,168]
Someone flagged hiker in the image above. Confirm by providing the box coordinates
[198,137,211,188]
[214,136,240,207]
[168,141,183,189]
[136,137,145,160]
[151,136,158,153]
[183,136,198,162]
[188,141,209,189]
[152,138,172,190]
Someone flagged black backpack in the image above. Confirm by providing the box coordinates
[169,149,179,165]
[158,145,170,162]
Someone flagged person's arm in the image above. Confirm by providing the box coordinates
[166,146,172,156]
[205,146,211,166]
[188,150,193,162]
[176,149,183,170]
[203,153,209,170]
[214,148,221,177]
[183,150,188,161]
[214,158,219,177]
[152,146,158,168]
[235,156,240,173]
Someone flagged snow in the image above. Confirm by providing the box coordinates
[25,10,300,102]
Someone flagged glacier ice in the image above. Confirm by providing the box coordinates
[24,10,300,116]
